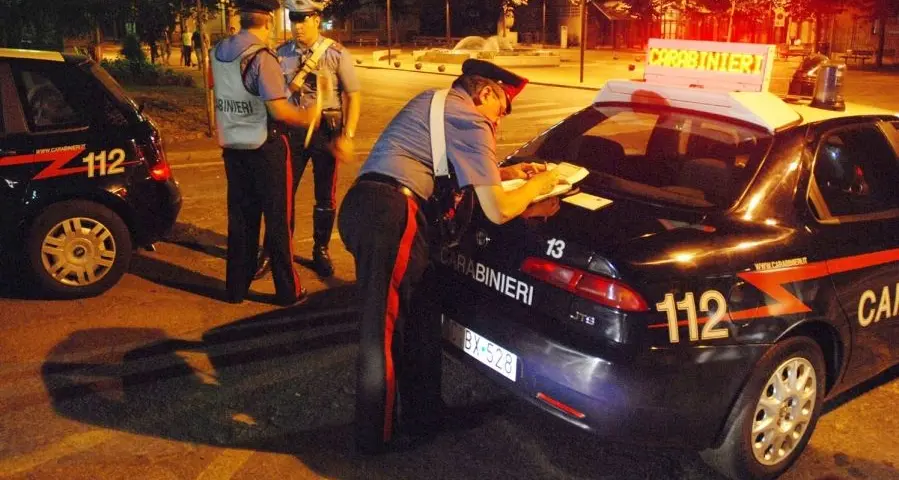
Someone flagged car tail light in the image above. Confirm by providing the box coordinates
[521,257,648,312]
[135,133,171,182]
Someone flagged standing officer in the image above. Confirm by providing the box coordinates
[337,59,563,454]
[211,0,326,306]
[255,0,361,279]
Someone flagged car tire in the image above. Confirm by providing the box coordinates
[700,336,826,480]
[26,200,132,298]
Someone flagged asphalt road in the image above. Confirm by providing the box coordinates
[1,67,899,480]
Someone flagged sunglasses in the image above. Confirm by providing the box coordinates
[288,11,318,23]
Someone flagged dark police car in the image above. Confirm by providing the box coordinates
[0,49,181,297]
[434,41,899,479]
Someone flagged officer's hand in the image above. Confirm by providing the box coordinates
[332,134,354,163]
[520,196,561,220]
[500,162,546,181]
[529,169,564,195]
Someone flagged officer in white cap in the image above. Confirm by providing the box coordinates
[211,0,326,306]
[254,0,361,279]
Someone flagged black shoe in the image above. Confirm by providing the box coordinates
[312,245,334,277]
[253,252,272,280]
[275,287,309,307]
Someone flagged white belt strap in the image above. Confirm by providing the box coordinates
[429,89,450,177]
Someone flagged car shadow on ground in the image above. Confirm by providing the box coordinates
[163,221,229,260]
[38,285,899,480]
[33,282,710,480]
[161,221,349,285]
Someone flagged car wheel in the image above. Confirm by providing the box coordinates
[700,336,825,480]
[26,200,132,298]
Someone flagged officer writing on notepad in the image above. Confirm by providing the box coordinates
[337,59,563,454]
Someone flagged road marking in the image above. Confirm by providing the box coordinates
[0,430,114,476]
[511,102,557,111]
[510,106,584,120]
[195,449,255,480]
[172,143,528,170]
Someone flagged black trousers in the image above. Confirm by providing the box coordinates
[223,135,302,304]
[290,122,339,212]
[337,179,443,451]
[261,122,339,252]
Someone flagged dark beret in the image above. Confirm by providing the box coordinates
[235,0,280,13]
[461,58,529,114]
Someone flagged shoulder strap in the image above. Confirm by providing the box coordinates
[237,44,272,96]
[289,38,336,91]
[429,89,450,178]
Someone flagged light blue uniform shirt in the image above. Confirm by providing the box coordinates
[358,86,502,200]
[275,36,360,110]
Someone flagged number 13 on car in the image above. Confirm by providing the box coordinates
[656,290,729,343]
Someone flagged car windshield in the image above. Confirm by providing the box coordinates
[509,105,773,209]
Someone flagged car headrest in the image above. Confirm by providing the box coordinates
[678,157,732,205]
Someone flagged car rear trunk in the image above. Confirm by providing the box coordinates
[435,190,709,347]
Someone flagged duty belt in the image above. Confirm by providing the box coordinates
[356,173,424,205]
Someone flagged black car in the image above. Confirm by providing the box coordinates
[788,53,831,97]
[0,48,181,297]
[434,78,899,479]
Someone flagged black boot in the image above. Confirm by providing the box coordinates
[312,207,335,277]
[253,249,271,280]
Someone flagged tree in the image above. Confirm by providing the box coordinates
[0,0,65,49]
[863,0,899,68]
[131,0,179,63]
[56,0,128,61]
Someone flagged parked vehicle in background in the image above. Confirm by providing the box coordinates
[0,48,181,297]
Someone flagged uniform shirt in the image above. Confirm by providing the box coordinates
[359,86,501,200]
[275,36,360,111]
[182,32,191,47]
[214,30,289,101]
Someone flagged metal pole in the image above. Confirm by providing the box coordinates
[446,0,451,43]
[579,0,586,83]
[542,0,546,45]
[387,0,392,64]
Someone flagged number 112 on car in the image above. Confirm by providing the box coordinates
[83,148,126,178]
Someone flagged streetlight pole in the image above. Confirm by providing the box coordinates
[542,0,546,45]
[579,0,586,83]
[386,0,392,64]
[446,0,451,44]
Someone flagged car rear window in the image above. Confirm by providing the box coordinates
[508,105,773,209]
[88,62,139,112]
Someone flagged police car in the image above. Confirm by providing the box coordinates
[434,39,899,479]
[0,49,181,297]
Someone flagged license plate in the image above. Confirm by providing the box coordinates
[443,316,517,382]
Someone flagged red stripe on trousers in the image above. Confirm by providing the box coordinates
[281,134,302,297]
[383,197,419,442]
[330,158,339,206]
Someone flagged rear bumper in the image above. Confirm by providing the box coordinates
[130,177,181,245]
[438,298,769,449]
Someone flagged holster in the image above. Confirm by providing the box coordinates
[319,109,343,140]
[426,176,474,249]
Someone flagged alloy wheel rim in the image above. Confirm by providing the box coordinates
[750,356,817,466]
[40,217,116,287]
